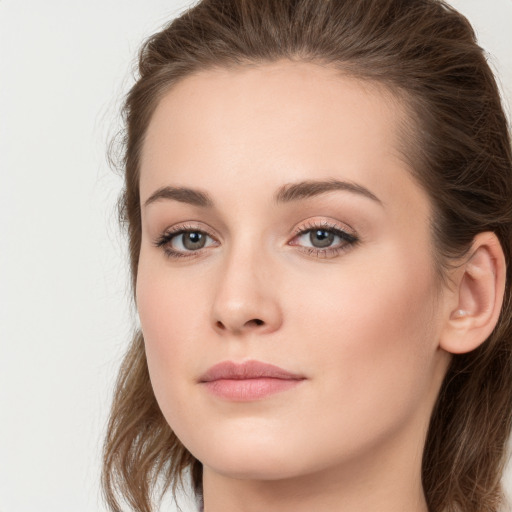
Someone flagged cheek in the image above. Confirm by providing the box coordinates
[136,235,442,468]
[136,243,212,348]
[291,245,439,431]
[135,254,207,412]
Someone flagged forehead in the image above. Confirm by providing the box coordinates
[139,59,425,217]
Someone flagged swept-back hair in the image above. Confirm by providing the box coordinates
[102,1,512,511]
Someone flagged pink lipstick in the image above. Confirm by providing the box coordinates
[199,360,305,401]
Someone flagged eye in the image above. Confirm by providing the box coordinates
[300,228,339,248]
[154,225,218,259]
[289,222,358,258]
[172,231,211,251]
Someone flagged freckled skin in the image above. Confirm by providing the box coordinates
[136,60,452,512]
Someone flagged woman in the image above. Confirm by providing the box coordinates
[102,0,512,511]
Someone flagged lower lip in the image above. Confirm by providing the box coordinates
[202,377,304,401]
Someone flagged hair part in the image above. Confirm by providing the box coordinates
[102,1,512,511]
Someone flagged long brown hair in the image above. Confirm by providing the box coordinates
[102,1,512,511]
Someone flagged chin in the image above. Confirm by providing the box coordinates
[188,432,311,481]
[204,456,305,481]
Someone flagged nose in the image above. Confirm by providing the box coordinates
[211,245,283,336]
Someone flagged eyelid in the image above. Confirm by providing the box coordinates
[153,218,359,260]
[152,222,219,258]
[287,219,360,258]
[154,222,218,243]
[291,218,357,238]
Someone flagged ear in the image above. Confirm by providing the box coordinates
[440,232,506,354]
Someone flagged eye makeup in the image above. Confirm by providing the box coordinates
[289,220,359,259]
[152,219,359,261]
[153,222,219,260]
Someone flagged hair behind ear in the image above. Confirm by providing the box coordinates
[103,0,512,510]
[423,232,512,511]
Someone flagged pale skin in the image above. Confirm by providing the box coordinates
[136,60,506,512]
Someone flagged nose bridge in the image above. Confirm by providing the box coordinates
[211,232,282,335]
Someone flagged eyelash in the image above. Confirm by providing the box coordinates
[153,221,359,260]
[290,221,358,259]
[153,223,218,260]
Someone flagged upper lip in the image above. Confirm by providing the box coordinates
[199,360,305,382]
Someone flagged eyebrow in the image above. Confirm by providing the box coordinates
[143,178,382,209]
[274,178,382,205]
[144,186,214,208]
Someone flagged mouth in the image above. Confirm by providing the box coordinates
[199,360,306,401]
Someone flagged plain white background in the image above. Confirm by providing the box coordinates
[0,1,511,511]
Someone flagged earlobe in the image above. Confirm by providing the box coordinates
[440,232,506,355]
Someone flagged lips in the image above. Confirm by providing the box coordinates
[199,360,306,401]
[199,360,305,382]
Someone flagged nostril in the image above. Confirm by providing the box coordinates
[214,318,265,332]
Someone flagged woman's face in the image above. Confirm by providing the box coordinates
[137,60,452,482]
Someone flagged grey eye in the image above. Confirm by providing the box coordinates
[293,225,357,253]
[309,229,335,248]
[180,231,206,250]
[171,231,215,252]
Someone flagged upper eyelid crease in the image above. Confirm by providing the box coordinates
[154,223,358,259]
[153,224,216,245]
[155,220,355,244]
[142,178,383,209]
[293,219,356,236]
